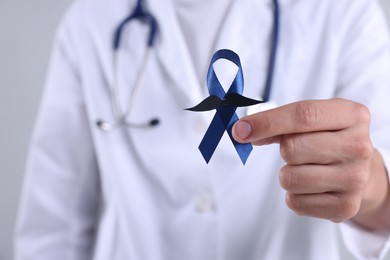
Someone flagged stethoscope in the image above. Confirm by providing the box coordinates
[97,0,280,131]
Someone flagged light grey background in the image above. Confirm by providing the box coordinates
[0,1,390,260]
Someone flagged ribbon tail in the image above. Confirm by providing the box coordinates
[227,114,253,165]
[199,110,252,165]
[198,112,226,163]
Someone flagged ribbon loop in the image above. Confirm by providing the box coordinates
[186,49,263,165]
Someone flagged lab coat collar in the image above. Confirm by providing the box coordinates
[213,0,275,99]
[148,0,204,105]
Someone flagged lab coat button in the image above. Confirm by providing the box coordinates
[195,194,215,213]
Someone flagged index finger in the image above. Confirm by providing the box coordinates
[232,98,368,143]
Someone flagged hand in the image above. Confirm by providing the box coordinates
[233,98,389,225]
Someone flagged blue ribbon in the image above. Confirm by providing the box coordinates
[187,49,262,165]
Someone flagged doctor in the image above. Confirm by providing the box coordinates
[15,0,390,259]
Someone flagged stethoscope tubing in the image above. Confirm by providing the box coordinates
[97,0,159,130]
[263,0,280,103]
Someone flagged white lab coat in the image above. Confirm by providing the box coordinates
[15,0,390,259]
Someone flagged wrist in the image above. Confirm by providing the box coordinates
[352,149,390,230]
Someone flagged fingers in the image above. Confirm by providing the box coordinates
[280,161,370,222]
[232,98,370,143]
[278,130,373,165]
[285,192,361,223]
[279,164,368,195]
[280,131,341,165]
[279,164,340,194]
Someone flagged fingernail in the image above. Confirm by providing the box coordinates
[235,121,252,140]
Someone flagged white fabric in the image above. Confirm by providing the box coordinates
[173,0,233,82]
[15,0,390,259]
[340,221,390,260]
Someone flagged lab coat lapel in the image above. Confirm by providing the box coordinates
[213,0,274,100]
[148,0,204,105]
